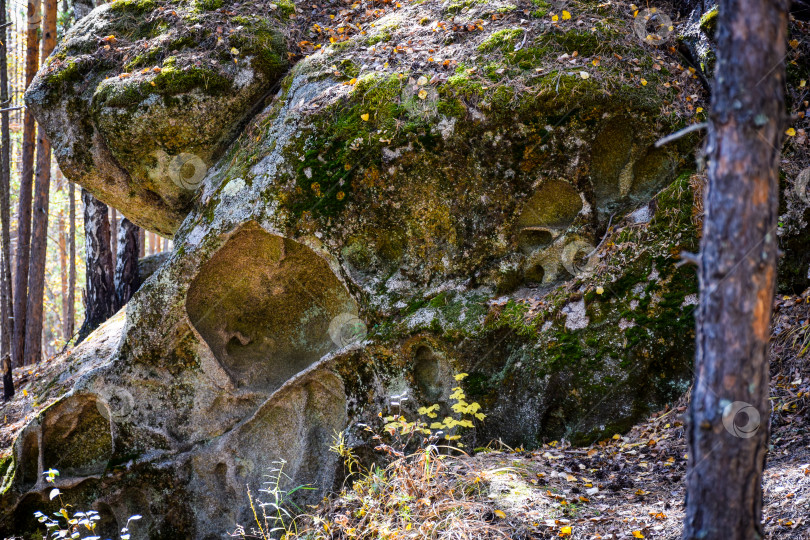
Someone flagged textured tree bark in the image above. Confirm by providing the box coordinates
[66,180,76,339]
[109,207,117,262]
[23,0,57,365]
[76,189,115,344]
[12,0,41,368]
[114,218,139,310]
[58,208,68,338]
[683,0,788,538]
[0,0,14,399]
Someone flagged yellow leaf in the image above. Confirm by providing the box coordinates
[562,10,571,19]
[230,47,240,55]
[22,389,28,397]
[640,78,648,86]
[418,89,428,100]
[551,14,559,21]
[790,39,799,49]
[361,113,370,121]
[786,128,796,136]
[596,286,604,295]
[454,373,469,381]
[802,80,807,88]
[696,107,704,113]
[560,525,572,537]
[612,434,621,440]
[632,531,644,539]
[494,510,506,519]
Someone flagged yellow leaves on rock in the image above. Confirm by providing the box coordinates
[562,10,571,20]
[559,525,572,537]
[454,373,469,381]
[632,531,645,539]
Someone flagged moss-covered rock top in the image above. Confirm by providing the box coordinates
[25,0,291,235]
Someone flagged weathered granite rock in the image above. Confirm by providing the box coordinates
[25,0,290,235]
[3,0,709,537]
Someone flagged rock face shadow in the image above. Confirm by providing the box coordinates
[185,224,357,391]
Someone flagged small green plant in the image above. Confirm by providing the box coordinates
[233,460,314,539]
[34,468,142,539]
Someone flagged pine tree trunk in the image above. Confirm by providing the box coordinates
[23,0,56,365]
[58,208,67,339]
[109,207,117,262]
[76,189,115,344]
[12,0,41,367]
[66,180,75,339]
[114,218,139,310]
[0,0,14,399]
[138,228,145,258]
[683,0,788,538]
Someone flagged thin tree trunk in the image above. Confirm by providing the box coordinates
[138,227,145,258]
[114,218,139,309]
[12,0,41,367]
[66,180,75,339]
[0,0,14,399]
[77,189,115,343]
[109,207,117,262]
[1,251,11,400]
[683,0,788,538]
[58,208,67,339]
[23,0,56,365]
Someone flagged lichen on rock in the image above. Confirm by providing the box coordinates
[25,0,290,235]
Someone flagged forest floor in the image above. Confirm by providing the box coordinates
[274,292,810,540]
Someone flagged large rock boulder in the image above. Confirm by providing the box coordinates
[25,0,290,235]
[3,0,710,537]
